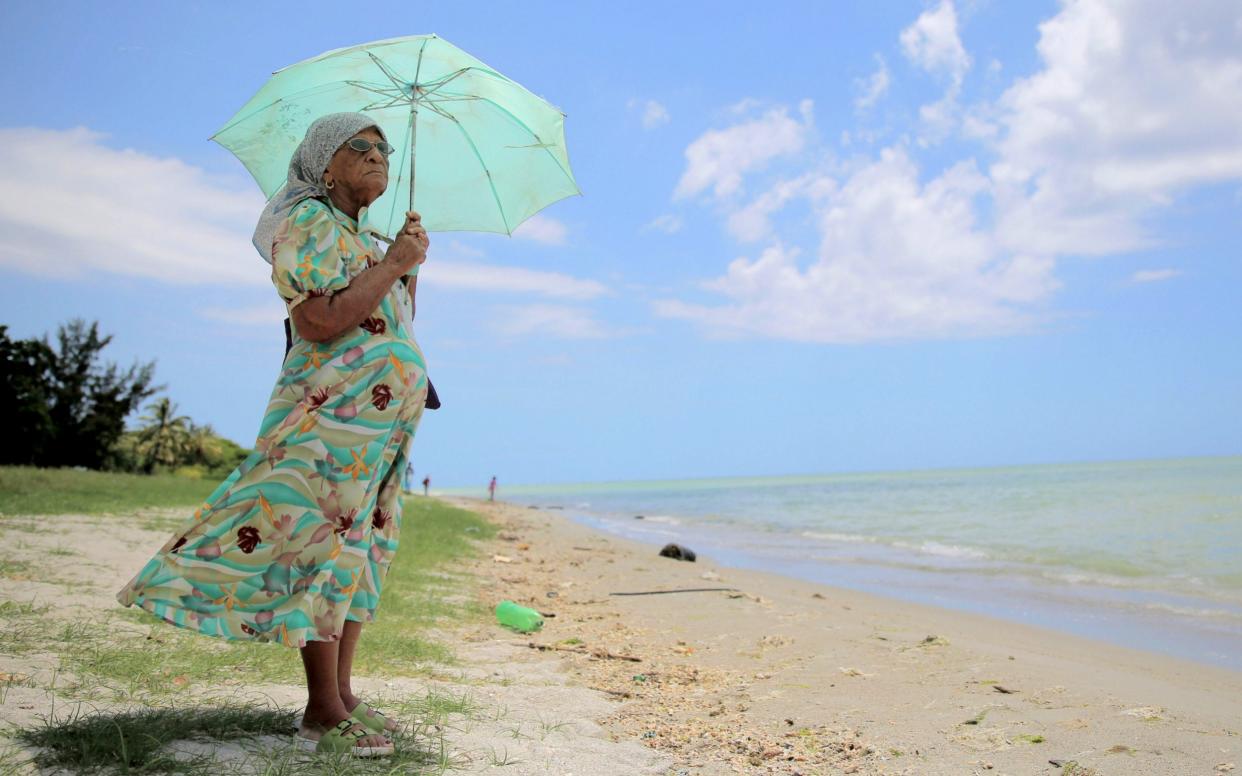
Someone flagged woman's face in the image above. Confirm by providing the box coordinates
[323,127,389,210]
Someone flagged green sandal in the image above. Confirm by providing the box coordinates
[296,719,394,757]
[350,700,400,734]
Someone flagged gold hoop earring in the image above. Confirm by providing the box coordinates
[325,179,335,190]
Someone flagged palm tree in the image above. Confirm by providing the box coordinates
[136,397,190,473]
[185,421,223,466]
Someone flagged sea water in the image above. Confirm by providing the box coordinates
[501,457,1242,670]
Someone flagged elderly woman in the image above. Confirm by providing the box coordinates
[118,113,429,757]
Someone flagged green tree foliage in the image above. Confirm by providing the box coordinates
[0,320,158,468]
[182,422,249,476]
[0,325,55,463]
[112,420,249,478]
[135,397,191,473]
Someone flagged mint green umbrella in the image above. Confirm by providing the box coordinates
[212,34,580,239]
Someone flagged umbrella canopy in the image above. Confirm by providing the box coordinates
[212,34,580,239]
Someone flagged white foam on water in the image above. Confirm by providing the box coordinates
[1143,602,1242,622]
[802,531,877,544]
[803,533,991,560]
[639,515,682,525]
[895,540,989,560]
[1041,569,1140,589]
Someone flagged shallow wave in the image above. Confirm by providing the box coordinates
[1142,602,1242,622]
[637,514,682,525]
[796,551,1242,608]
[902,540,989,560]
[801,531,878,544]
[1039,569,1149,588]
[1211,572,1242,590]
[802,532,990,561]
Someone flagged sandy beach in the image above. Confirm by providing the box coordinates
[1,497,1239,775]
[455,497,1242,776]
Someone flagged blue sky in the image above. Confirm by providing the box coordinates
[2,1,1239,487]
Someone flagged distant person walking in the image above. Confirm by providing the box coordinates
[404,462,414,493]
[422,475,430,496]
[117,113,432,757]
[488,476,497,502]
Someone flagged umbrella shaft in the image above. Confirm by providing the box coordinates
[408,104,418,214]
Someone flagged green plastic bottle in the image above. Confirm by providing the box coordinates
[495,600,543,632]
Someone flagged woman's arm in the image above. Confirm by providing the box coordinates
[293,214,426,342]
[292,260,406,342]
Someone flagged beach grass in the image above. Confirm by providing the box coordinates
[3,487,497,774]
[16,702,458,775]
[0,465,216,516]
[2,496,495,694]
[73,498,494,695]
[352,497,496,674]
[19,704,296,774]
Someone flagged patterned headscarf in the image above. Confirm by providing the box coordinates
[252,112,386,263]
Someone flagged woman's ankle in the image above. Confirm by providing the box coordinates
[302,700,349,728]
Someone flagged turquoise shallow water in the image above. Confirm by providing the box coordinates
[497,457,1242,669]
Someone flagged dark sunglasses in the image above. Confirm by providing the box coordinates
[345,138,395,156]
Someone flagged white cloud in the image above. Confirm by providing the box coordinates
[0,127,266,285]
[960,105,999,141]
[0,128,611,308]
[628,98,670,129]
[494,304,617,339]
[198,303,286,325]
[901,0,971,141]
[673,100,814,201]
[423,261,606,300]
[661,0,1242,343]
[855,56,891,111]
[658,149,1056,342]
[728,98,764,115]
[916,94,961,142]
[512,213,568,245]
[900,0,971,86]
[643,102,670,128]
[991,0,1242,255]
[438,239,485,259]
[726,173,833,243]
[1130,268,1181,283]
[642,214,683,234]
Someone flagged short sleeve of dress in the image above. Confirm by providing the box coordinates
[271,200,351,312]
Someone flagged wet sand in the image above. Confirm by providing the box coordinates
[455,497,1242,775]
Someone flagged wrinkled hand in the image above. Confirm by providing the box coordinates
[384,211,429,274]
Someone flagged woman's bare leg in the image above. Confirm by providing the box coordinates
[300,638,390,746]
[337,620,364,711]
[336,621,400,732]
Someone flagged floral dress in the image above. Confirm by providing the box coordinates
[118,198,427,648]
